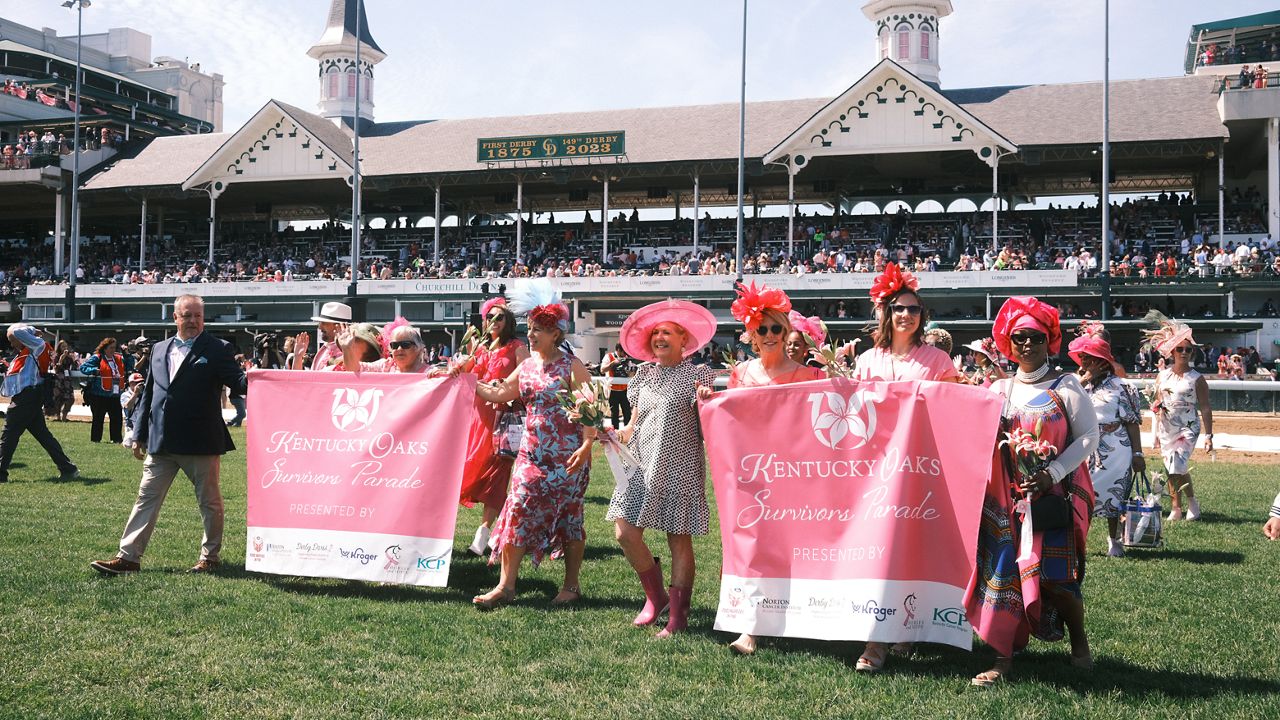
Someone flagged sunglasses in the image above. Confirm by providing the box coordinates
[486,314,505,322]
[1173,346,1194,354]
[388,340,419,350]
[755,324,786,336]
[890,304,923,316]
[1009,332,1048,346]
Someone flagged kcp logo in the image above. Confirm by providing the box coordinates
[416,552,448,571]
[330,388,384,432]
[806,390,877,450]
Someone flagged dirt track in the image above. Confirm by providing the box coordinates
[1143,413,1280,466]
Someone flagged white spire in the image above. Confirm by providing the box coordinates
[307,0,386,129]
[862,0,953,86]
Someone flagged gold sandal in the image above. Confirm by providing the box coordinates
[472,587,514,610]
[551,585,581,606]
[971,658,1013,687]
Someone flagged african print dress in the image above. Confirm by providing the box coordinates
[1084,375,1142,519]
[606,361,718,535]
[489,354,590,568]
[459,339,524,511]
[965,375,1095,657]
[1153,368,1201,475]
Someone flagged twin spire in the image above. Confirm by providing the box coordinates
[306,0,386,130]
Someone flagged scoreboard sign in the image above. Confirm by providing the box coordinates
[477,132,625,162]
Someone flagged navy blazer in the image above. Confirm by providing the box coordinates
[132,333,248,456]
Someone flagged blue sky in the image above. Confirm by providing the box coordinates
[4,1,1275,129]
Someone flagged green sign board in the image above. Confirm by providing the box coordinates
[477,132,626,162]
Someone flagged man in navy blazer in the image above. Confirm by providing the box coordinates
[92,294,248,575]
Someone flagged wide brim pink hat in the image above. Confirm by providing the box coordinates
[1068,335,1116,366]
[620,299,717,363]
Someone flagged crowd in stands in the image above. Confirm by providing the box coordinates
[1,194,1276,299]
[1197,37,1280,68]
[1,126,125,169]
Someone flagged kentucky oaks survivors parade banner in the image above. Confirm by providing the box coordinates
[699,379,1001,648]
[245,370,476,586]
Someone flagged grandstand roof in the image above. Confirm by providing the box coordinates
[81,72,1228,193]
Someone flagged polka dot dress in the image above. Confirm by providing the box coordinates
[606,361,718,535]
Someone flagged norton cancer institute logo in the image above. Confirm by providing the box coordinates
[330,388,384,432]
[807,390,877,450]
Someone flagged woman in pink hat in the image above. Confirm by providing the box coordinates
[608,299,718,638]
[1069,322,1144,557]
[967,296,1099,686]
[1144,316,1213,522]
[699,281,824,655]
[852,263,960,673]
[455,297,529,556]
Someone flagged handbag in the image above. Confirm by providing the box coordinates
[1121,470,1164,548]
[493,410,524,458]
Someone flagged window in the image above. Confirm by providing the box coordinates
[897,30,910,60]
[920,32,931,61]
[347,71,357,98]
[363,74,372,102]
[878,30,889,59]
[327,73,338,100]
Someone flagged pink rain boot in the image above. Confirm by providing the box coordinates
[633,560,669,627]
[656,586,691,639]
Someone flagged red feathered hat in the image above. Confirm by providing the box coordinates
[869,262,919,306]
[731,281,791,333]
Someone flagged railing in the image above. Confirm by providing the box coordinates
[1127,378,1280,415]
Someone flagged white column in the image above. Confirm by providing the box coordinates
[1269,118,1280,244]
[991,152,1000,251]
[692,173,701,255]
[602,178,610,264]
[208,193,216,267]
[1218,149,1226,247]
[433,184,441,264]
[516,176,524,265]
[54,191,64,276]
[787,167,796,259]
[139,198,147,273]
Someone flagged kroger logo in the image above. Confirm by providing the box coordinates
[330,388,384,432]
[932,607,970,630]
[807,391,877,450]
[339,547,378,565]
[851,599,897,622]
[416,552,448,571]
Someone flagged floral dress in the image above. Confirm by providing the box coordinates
[606,361,718,535]
[459,339,525,510]
[1154,368,1201,474]
[966,375,1096,657]
[1084,375,1142,518]
[489,354,590,568]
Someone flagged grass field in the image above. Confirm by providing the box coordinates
[1,423,1278,719]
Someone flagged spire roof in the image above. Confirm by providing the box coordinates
[309,0,385,58]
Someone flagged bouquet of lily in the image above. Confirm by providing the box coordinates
[810,339,860,379]
[460,324,483,354]
[999,420,1058,561]
[557,379,639,489]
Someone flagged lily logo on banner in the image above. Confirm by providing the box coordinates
[330,388,384,432]
[807,390,877,450]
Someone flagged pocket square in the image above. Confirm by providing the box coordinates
[194,357,208,365]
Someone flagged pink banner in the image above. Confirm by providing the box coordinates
[245,370,476,586]
[700,379,1001,647]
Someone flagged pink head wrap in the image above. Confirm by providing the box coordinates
[480,297,507,318]
[991,296,1061,360]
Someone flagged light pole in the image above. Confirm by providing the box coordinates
[62,0,89,324]
[734,0,747,283]
[347,0,364,318]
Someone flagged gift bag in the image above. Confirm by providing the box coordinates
[1122,470,1163,548]
[493,411,524,458]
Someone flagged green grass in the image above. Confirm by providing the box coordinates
[1,423,1278,719]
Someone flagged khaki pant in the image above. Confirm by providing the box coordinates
[117,452,223,563]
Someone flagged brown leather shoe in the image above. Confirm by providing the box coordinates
[91,557,141,575]
[188,558,223,574]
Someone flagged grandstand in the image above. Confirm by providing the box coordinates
[3,1,1279,367]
